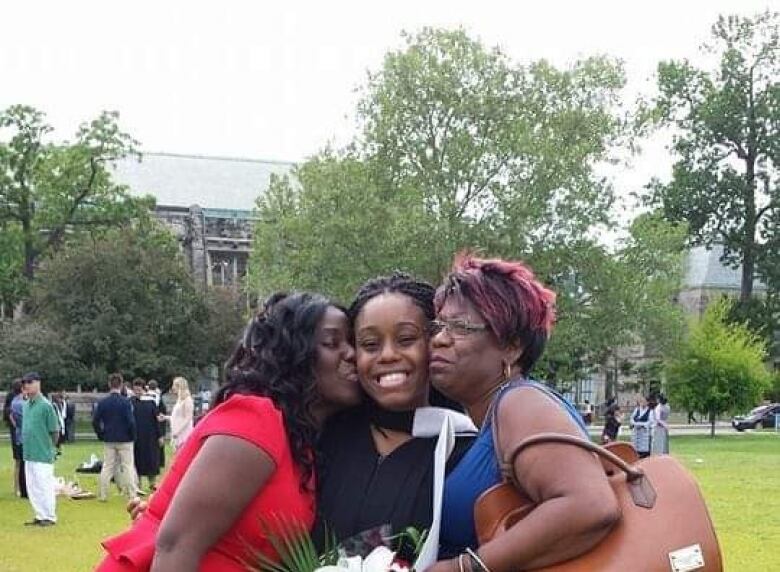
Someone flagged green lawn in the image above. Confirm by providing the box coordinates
[0,434,778,571]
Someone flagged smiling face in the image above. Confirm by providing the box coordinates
[354,292,430,411]
[429,295,512,407]
[313,306,362,410]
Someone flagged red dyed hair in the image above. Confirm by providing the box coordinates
[435,252,556,373]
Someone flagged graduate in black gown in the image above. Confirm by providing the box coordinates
[314,274,474,562]
[130,379,162,491]
[147,380,167,468]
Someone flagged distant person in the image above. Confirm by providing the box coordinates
[146,379,161,406]
[64,392,76,442]
[601,397,622,444]
[161,376,194,452]
[147,379,167,468]
[131,379,162,492]
[630,395,655,458]
[687,410,699,424]
[653,394,671,454]
[93,373,137,501]
[5,379,28,497]
[20,372,60,526]
[582,399,593,425]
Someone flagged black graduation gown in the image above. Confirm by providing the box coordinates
[313,407,473,559]
[131,397,161,476]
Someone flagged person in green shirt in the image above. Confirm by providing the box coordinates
[21,372,60,526]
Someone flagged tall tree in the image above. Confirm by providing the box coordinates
[666,298,772,436]
[0,105,153,309]
[360,28,625,274]
[646,11,780,301]
[251,28,628,304]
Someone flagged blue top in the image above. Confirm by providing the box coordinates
[439,379,588,555]
[92,392,136,443]
[11,395,25,445]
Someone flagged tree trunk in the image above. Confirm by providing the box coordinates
[741,82,757,302]
[21,206,36,314]
[709,410,716,438]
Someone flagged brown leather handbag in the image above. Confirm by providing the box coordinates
[474,433,723,571]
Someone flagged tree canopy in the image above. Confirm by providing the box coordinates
[0,105,154,312]
[251,28,627,298]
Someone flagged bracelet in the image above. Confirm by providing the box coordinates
[465,548,491,572]
[458,553,473,572]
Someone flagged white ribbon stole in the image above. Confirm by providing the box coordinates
[412,408,477,570]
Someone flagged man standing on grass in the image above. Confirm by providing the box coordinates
[20,371,60,527]
[92,372,137,501]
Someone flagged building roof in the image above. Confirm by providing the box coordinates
[682,244,767,292]
[112,152,295,211]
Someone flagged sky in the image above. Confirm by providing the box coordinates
[1,0,776,223]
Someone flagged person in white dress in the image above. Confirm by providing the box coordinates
[652,395,671,454]
[630,395,655,458]
[160,377,194,452]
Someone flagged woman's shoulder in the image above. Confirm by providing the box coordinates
[197,394,288,462]
[212,394,281,418]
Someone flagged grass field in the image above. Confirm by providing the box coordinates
[0,434,778,571]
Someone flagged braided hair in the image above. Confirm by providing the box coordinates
[216,292,331,491]
[348,272,461,411]
[348,272,436,324]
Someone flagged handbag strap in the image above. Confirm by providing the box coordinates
[502,432,658,509]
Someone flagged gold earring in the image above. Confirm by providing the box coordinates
[503,360,512,381]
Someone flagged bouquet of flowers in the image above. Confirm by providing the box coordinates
[249,519,426,572]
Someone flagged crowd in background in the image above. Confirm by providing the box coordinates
[598,394,671,457]
[2,372,197,527]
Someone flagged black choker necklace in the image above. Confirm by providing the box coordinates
[367,400,416,433]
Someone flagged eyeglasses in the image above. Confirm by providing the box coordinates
[429,318,488,338]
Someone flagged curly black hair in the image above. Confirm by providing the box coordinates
[215,291,332,491]
[348,272,461,411]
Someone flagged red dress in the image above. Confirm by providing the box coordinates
[96,394,315,571]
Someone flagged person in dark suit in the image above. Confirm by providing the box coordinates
[64,394,76,443]
[92,373,137,501]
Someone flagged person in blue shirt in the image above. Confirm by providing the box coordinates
[428,253,619,572]
[4,379,27,497]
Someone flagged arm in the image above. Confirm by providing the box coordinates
[47,405,60,449]
[92,402,103,440]
[442,388,619,572]
[126,401,137,442]
[151,434,275,571]
[170,403,183,441]
[171,398,194,440]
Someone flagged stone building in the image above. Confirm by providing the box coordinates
[677,244,767,317]
[113,152,294,289]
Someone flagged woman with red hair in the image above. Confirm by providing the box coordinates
[428,253,619,572]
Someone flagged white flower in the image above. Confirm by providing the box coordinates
[314,546,399,572]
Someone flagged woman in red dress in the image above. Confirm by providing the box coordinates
[96,292,362,571]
